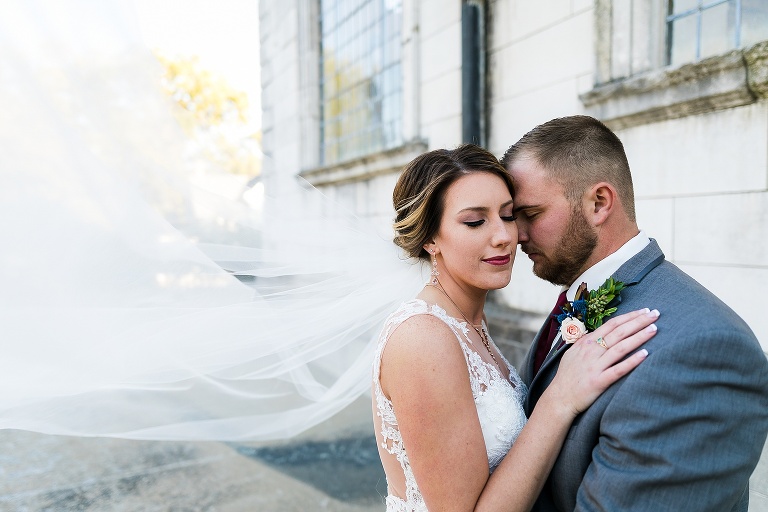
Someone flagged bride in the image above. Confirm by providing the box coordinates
[373,145,656,511]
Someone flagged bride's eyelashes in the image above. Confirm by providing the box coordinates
[463,215,517,228]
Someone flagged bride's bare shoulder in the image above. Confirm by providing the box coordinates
[379,310,469,398]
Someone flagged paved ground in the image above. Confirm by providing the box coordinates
[0,397,386,511]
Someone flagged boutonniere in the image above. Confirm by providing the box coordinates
[557,277,626,343]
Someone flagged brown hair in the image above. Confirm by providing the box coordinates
[500,115,636,221]
[393,144,514,260]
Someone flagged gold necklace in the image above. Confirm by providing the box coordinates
[429,280,501,370]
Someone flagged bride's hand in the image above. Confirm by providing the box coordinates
[545,308,659,418]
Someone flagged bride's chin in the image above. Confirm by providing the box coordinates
[482,274,513,291]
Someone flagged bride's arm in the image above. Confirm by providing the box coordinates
[381,314,504,509]
[380,309,658,512]
[475,308,659,512]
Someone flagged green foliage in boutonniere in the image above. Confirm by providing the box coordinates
[582,277,625,330]
[557,278,626,342]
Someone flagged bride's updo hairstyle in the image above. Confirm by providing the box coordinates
[393,143,514,260]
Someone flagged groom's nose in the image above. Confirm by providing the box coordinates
[516,222,529,244]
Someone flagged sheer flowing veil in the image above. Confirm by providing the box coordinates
[0,1,424,440]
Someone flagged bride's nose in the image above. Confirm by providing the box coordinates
[491,218,516,247]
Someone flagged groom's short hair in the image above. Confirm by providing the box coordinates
[501,115,636,222]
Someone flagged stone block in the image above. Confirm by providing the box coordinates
[489,11,593,100]
[420,0,460,39]
[751,439,768,512]
[273,45,300,95]
[572,0,593,12]
[489,0,572,51]
[674,192,768,267]
[274,140,301,175]
[265,2,297,50]
[635,198,675,260]
[420,69,462,125]
[357,176,397,225]
[332,181,358,213]
[422,115,462,149]
[576,71,594,95]
[261,106,273,132]
[420,22,462,83]
[488,78,584,155]
[751,492,768,512]
[620,103,768,198]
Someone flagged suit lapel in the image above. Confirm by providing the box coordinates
[521,324,547,386]
[525,333,572,410]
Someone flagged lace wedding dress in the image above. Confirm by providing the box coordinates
[373,299,528,511]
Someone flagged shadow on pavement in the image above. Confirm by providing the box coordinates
[233,434,387,506]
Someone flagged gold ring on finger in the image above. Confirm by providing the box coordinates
[596,336,607,349]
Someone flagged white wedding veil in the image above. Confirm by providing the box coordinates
[0,1,424,440]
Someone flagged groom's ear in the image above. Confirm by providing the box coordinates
[587,182,617,226]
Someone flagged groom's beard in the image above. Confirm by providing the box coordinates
[530,205,597,287]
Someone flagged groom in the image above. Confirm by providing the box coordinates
[502,116,768,511]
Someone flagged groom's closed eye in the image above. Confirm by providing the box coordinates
[514,208,540,220]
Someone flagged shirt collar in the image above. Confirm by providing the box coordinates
[564,231,650,301]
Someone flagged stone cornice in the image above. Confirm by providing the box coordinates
[300,140,429,186]
[745,40,768,99]
[580,41,768,130]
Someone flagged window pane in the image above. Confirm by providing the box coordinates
[320,0,402,165]
[669,14,699,65]
[671,0,700,15]
[700,1,736,59]
[741,0,768,47]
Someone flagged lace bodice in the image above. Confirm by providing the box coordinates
[372,299,528,511]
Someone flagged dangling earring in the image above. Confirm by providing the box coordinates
[430,251,439,285]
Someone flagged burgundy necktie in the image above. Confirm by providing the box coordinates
[533,291,567,374]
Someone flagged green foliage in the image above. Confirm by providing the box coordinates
[585,277,626,331]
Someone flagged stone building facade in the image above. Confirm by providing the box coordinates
[259,1,768,506]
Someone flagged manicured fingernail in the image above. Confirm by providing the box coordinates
[638,308,650,314]
[645,324,657,332]
[638,349,649,358]
[646,309,660,318]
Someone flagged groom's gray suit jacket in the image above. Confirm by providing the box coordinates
[521,240,768,512]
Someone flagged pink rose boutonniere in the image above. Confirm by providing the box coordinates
[560,316,588,343]
[556,277,626,344]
